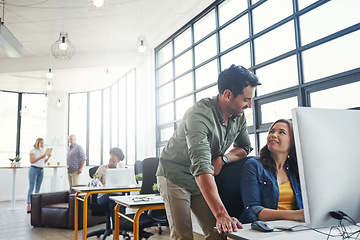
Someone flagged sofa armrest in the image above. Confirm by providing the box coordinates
[31,194,42,227]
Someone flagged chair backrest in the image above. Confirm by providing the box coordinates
[134,160,143,175]
[215,157,252,219]
[140,157,159,194]
[89,166,100,178]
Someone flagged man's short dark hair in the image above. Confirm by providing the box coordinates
[110,147,125,161]
[218,64,261,97]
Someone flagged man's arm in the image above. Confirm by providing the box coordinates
[212,147,248,176]
[195,173,242,233]
[77,159,85,174]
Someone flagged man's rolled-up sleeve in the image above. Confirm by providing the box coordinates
[185,112,214,177]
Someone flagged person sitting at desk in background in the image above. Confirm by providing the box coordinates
[27,138,52,213]
[95,147,126,231]
[239,119,304,223]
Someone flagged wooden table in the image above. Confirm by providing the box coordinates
[72,185,141,240]
[0,166,29,210]
[110,194,165,240]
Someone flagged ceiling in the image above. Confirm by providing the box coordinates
[0,0,214,93]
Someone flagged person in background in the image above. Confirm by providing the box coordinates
[95,147,126,232]
[27,138,51,213]
[67,134,87,187]
[239,119,304,223]
[157,64,261,239]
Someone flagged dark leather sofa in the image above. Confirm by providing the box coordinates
[31,190,106,229]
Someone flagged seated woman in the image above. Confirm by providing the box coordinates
[95,147,126,231]
[239,119,304,223]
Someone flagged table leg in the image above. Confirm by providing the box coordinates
[74,192,79,240]
[11,168,16,210]
[83,193,90,240]
[133,207,145,240]
[52,168,58,191]
[114,203,121,240]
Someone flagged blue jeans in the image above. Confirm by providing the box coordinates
[27,166,44,204]
[97,193,125,230]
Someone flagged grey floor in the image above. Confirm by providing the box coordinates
[0,200,205,240]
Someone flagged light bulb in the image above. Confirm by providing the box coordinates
[93,0,104,7]
[56,99,62,107]
[59,42,68,50]
[138,39,147,53]
[47,81,53,91]
[46,68,53,79]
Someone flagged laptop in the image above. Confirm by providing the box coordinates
[105,168,133,187]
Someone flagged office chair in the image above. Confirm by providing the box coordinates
[87,166,113,240]
[214,156,252,219]
[140,157,168,234]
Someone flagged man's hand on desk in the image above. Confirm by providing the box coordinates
[216,213,243,233]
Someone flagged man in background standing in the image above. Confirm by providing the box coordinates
[67,134,87,187]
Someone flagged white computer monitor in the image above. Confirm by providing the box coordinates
[105,168,135,187]
[292,107,360,228]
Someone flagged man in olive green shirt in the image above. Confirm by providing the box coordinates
[157,64,261,239]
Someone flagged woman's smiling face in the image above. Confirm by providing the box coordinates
[267,122,291,155]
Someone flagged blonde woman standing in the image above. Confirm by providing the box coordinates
[27,138,51,213]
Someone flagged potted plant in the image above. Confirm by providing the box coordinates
[135,173,143,186]
[152,183,159,194]
[8,157,16,167]
[14,156,21,167]
[90,172,102,187]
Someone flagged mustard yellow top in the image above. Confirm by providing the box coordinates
[277,181,296,210]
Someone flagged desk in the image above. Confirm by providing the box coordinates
[225,220,360,240]
[110,194,165,240]
[43,165,67,191]
[72,185,141,240]
[0,166,29,210]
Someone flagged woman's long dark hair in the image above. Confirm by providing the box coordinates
[259,119,299,178]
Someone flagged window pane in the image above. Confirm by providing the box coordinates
[69,93,87,154]
[248,133,256,155]
[195,60,218,90]
[111,84,118,148]
[195,85,218,102]
[300,0,360,45]
[194,10,216,42]
[175,50,192,77]
[259,132,268,150]
[103,88,110,162]
[261,97,298,124]
[158,82,174,105]
[256,56,298,95]
[160,126,174,142]
[89,91,101,166]
[127,71,136,165]
[218,0,248,26]
[19,94,47,165]
[118,79,126,156]
[253,0,293,34]
[157,42,173,66]
[220,43,251,70]
[302,31,360,82]
[254,21,295,64]
[158,103,174,125]
[220,15,249,52]
[174,28,192,56]
[244,108,253,127]
[195,34,217,66]
[176,96,194,120]
[158,62,173,86]
[310,82,360,109]
[0,92,18,166]
[298,0,318,10]
[175,72,193,98]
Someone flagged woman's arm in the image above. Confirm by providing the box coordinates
[258,209,304,222]
[29,153,45,164]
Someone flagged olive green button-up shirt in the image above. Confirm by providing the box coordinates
[156,95,253,192]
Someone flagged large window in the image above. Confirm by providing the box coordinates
[68,69,137,166]
[155,0,360,155]
[0,92,47,166]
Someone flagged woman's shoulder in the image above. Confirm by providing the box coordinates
[30,148,40,154]
[244,156,262,166]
